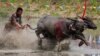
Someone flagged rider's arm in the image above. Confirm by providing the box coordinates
[10,14,22,28]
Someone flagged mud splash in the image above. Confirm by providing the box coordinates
[0,19,60,50]
[0,19,39,49]
[0,28,38,49]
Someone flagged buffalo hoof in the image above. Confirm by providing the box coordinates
[79,41,84,46]
[79,41,89,47]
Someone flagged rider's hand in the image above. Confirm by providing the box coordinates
[16,24,24,30]
[16,26,21,30]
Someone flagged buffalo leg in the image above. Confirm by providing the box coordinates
[79,41,85,46]
[76,34,89,46]
[35,29,43,49]
[78,37,89,46]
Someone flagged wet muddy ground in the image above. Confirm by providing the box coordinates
[0,49,100,56]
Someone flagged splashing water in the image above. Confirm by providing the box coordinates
[0,18,40,49]
[0,18,60,50]
[0,18,100,56]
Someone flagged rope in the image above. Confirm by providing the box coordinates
[81,0,87,18]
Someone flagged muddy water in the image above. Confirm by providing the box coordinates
[0,18,39,49]
[0,18,100,56]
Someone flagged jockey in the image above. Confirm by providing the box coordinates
[9,7,24,29]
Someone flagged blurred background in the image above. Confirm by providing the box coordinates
[0,0,100,56]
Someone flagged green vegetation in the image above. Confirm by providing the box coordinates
[0,0,100,17]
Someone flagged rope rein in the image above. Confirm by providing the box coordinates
[82,0,87,18]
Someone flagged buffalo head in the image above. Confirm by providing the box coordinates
[78,16,97,30]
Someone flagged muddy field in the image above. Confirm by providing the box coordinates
[0,17,100,56]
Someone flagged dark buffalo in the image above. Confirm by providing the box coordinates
[35,15,97,51]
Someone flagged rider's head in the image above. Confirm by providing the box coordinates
[16,7,23,17]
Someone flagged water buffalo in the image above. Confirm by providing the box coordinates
[35,15,97,51]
